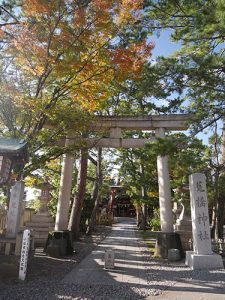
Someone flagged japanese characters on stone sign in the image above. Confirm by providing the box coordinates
[105,249,115,269]
[189,173,212,255]
[19,229,30,281]
[195,181,210,242]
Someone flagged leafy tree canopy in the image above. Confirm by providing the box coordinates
[144,0,225,133]
[0,0,153,175]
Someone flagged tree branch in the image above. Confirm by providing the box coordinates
[0,5,19,23]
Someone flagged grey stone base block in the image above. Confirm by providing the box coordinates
[44,230,74,256]
[155,232,183,258]
[31,214,54,223]
[46,244,60,257]
[175,230,192,251]
[168,248,181,261]
[174,219,192,231]
[186,251,224,270]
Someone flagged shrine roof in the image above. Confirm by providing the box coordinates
[0,138,28,161]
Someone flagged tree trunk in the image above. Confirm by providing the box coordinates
[221,121,225,164]
[68,148,88,240]
[212,121,225,239]
[86,148,102,235]
[212,169,224,239]
[217,197,225,239]
[212,171,220,239]
[218,122,225,238]
[139,163,148,230]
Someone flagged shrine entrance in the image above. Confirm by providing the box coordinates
[109,186,135,218]
[115,196,135,218]
[53,114,190,234]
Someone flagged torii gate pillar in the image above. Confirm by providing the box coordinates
[52,115,190,233]
[55,138,74,231]
[156,128,173,232]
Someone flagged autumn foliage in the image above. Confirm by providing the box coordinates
[1,0,152,137]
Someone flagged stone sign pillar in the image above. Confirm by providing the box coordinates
[5,181,24,238]
[186,173,223,269]
[156,128,173,232]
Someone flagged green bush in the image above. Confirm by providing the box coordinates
[149,208,161,231]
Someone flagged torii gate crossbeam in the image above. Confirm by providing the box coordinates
[63,114,189,148]
[92,114,189,130]
[54,114,190,233]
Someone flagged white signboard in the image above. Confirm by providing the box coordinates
[189,173,212,255]
[19,229,30,281]
[6,181,24,238]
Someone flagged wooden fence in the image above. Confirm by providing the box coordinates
[0,207,35,234]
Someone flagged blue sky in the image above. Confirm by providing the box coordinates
[151,30,181,58]
[149,31,215,145]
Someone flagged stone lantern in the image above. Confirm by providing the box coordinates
[38,177,52,215]
[173,185,192,251]
[173,185,192,230]
[26,177,55,246]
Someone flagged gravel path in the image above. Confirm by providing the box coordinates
[0,219,225,300]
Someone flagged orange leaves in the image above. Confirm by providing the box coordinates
[91,0,113,11]
[10,25,50,77]
[110,41,153,81]
[23,0,52,17]
[111,48,133,71]
[121,0,143,10]
[0,24,15,41]
[116,0,144,25]
[73,8,86,28]
[0,28,5,38]
[4,0,151,116]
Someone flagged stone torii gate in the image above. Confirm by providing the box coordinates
[54,114,190,233]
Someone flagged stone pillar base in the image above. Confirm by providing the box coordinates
[155,232,183,259]
[185,251,224,270]
[175,230,192,251]
[26,213,54,247]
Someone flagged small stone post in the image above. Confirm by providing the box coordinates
[186,173,223,269]
[105,249,115,269]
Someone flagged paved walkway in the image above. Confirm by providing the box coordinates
[62,217,147,286]
[62,217,225,300]
[146,281,225,300]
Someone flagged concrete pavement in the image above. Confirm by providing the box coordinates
[146,281,225,300]
[62,217,225,299]
[62,217,147,286]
